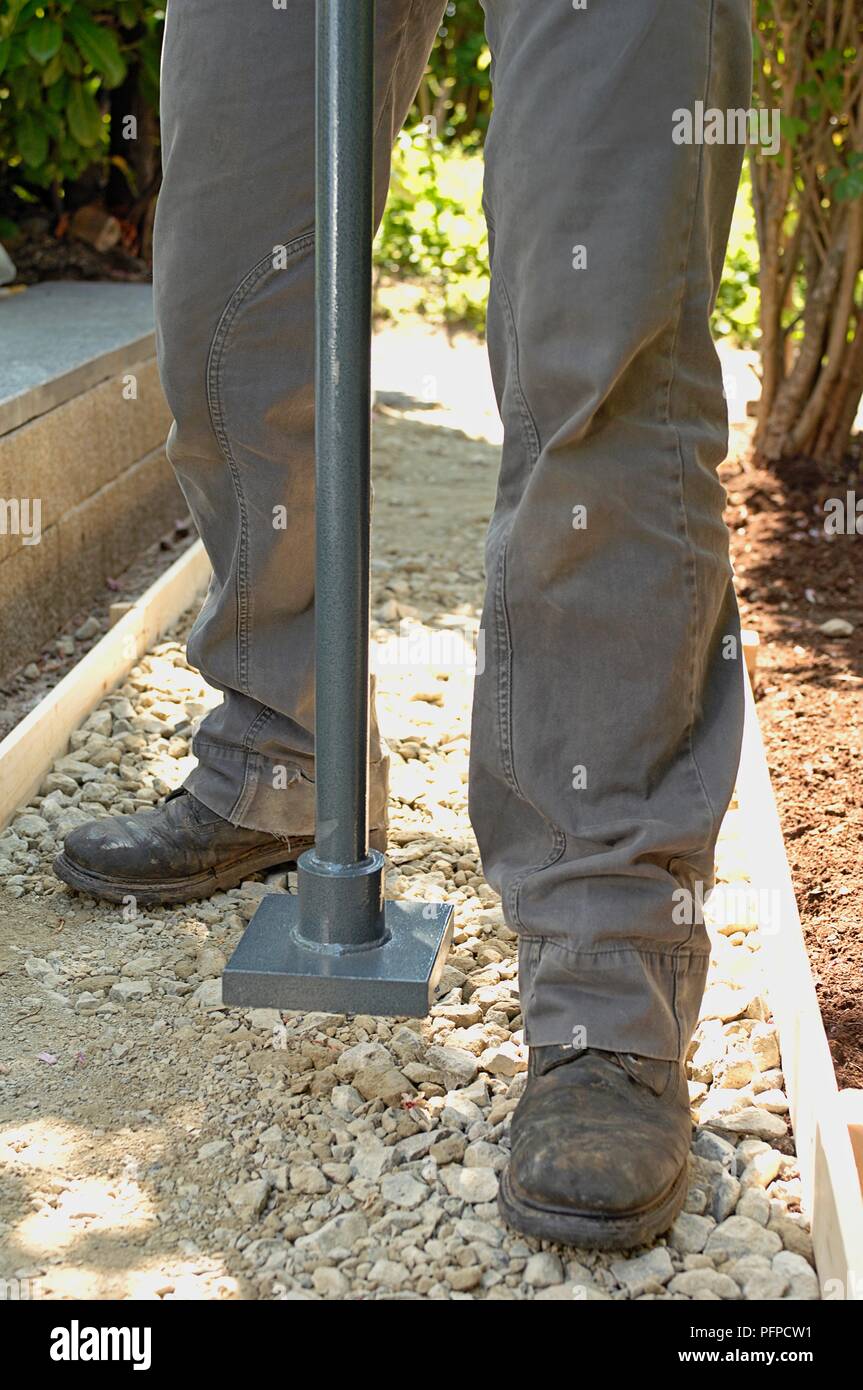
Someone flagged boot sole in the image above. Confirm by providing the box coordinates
[497,1154,688,1252]
[53,829,387,908]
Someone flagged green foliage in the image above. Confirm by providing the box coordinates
[712,168,760,347]
[375,127,489,329]
[0,1,163,202]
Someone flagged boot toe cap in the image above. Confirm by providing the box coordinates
[63,815,151,880]
[506,1057,691,1220]
[508,1123,683,1218]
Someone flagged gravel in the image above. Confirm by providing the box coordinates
[0,404,818,1300]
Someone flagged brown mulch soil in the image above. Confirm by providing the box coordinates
[724,421,863,1090]
[3,222,149,285]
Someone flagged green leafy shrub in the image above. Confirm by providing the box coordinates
[376,126,489,329]
[0,1,163,211]
[712,167,761,347]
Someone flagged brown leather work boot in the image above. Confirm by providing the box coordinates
[498,1045,691,1250]
[53,789,386,907]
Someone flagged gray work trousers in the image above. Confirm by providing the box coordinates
[153,0,751,1060]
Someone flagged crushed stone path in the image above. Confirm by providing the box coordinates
[0,351,816,1301]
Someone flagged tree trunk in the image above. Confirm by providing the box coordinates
[752,0,863,478]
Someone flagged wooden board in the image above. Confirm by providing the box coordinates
[0,540,210,832]
[736,674,863,1300]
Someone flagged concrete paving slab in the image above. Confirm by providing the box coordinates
[0,280,155,434]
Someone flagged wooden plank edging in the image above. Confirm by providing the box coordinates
[0,540,211,832]
[736,673,863,1300]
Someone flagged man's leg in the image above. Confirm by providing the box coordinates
[471,0,751,1244]
[55,0,445,903]
[156,0,444,834]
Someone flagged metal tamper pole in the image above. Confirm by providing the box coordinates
[223,0,452,1017]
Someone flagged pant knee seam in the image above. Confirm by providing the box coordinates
[205,231,315,698]
[496,270,542,465]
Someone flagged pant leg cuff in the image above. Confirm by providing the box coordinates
[187,735,389,839]
[185,735,314,835]
[518,938,709,1063]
